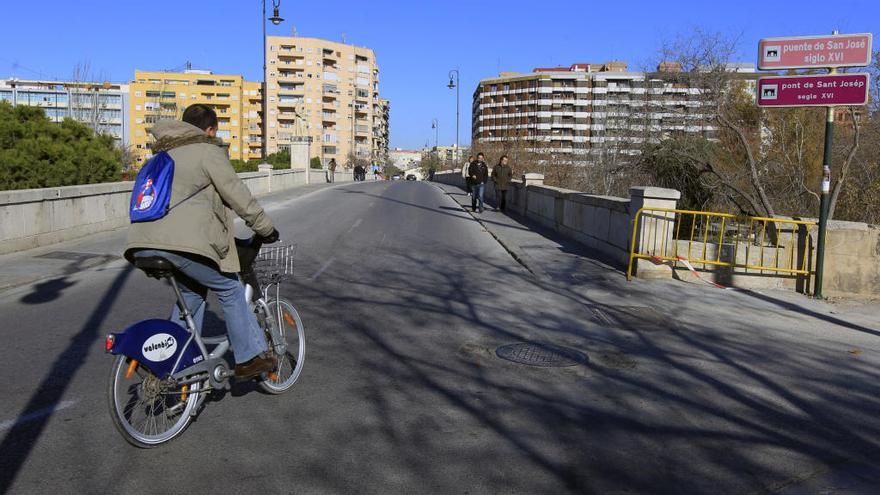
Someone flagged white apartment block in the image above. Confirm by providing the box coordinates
[472,62,756,162]
[0,78,129,146]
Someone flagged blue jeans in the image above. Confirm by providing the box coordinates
[471,183,485,210]
[134,249,267,364]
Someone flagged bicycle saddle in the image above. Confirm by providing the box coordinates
[134,256,176,279]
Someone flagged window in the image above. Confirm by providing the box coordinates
[216,130,231,139]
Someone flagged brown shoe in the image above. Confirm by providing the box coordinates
[234,353,277,379]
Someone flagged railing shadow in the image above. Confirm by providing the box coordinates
[0,265,133,493]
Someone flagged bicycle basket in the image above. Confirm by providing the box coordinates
[254,244,296,284]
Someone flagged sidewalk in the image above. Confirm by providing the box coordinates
[0,181,339,294]
[432,181,879,333]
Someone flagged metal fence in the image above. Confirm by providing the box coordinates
[627,208,817,282]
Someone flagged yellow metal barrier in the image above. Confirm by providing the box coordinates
[627,208,817,281]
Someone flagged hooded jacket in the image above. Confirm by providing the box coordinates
[124,120,275,273]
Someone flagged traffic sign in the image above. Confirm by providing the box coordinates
[758,33,872,70]
[757,74,869,107]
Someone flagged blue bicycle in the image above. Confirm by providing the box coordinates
[105,237,305,447]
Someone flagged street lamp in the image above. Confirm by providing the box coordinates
[261,0,283,163]
[431,118,439,148]
[447,69,459,164]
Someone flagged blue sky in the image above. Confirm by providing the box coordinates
[1,0,877,149]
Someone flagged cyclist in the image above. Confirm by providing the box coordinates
[125,104,280,379]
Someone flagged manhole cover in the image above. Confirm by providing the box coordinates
[588,305,674,331]
[495,342,588,367]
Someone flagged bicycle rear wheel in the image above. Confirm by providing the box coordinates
[259,298,305,394]
[107,355,200,448]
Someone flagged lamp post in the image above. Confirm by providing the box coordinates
[431,118,439,148]
[447,69,460,164]
[262,0,284,163]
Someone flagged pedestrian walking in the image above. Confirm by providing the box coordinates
[491,154,513,212]
[468,152,489,213]
[462,155,474,196]
[328,158,337,183]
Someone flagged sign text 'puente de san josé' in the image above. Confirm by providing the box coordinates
[758,33,872,70]
[756,32,872,299]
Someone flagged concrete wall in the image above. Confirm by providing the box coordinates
[0,167,344,255]
[432,170,660,268]
[432,170,880,297]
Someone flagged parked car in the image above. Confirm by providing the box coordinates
[391,175,401,180]
[405,174,417,181]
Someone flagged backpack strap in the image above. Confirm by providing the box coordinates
[166,184,211,214]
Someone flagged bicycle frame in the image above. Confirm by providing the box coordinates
[107,272,280,393]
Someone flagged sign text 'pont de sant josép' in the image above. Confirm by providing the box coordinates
[758,33,872,70]
[756,73,870,108]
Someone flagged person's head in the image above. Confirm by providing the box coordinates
[182,104,218,137]
[468,154,475,162]
[477,152,485,162]
[499,155,509,166]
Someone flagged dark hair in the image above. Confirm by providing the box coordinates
[497,155,508,165]
[182,104,218,131]
[477,152,484,158]
[468,155,475,159]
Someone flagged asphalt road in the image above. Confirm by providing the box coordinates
[1,180,879,494]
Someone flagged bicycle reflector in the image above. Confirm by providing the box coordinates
[105,334,115,352]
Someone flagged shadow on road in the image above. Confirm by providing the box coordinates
[288,242,880,493]
[0,265,134,493]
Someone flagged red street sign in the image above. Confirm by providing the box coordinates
[758,33,872,70]
[757,74,870,107]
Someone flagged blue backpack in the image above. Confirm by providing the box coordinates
[130,151,208,223]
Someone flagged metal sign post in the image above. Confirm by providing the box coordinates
[756,32,872,298]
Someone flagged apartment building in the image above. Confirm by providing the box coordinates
[0,78,129,146]
[428,145,468,167]
[265,36,386,166]
[388,148,423,170]
[374,98,390,165]
[129,69,262,166]
[471,62,737,162]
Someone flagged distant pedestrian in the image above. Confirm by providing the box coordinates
[468,152,489,213]
[462,154,475,196]
[491,155,513,212]
[328,158,337,183]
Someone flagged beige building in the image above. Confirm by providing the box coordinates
[265,36,387,167]
[129,70,262,166]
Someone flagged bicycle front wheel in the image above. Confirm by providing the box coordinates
[107,355,200,448]
[259,298,305,394]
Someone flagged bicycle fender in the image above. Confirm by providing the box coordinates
[108,319,203,379]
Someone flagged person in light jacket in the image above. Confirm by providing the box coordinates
[125,104,280,379]
[461,154,474,196]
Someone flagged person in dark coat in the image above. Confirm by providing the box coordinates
[468,152,489,213]
[328,158,337,183]
[491,154,513,212]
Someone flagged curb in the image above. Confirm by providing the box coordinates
[429,181,547,280]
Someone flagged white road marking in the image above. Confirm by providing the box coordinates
[310,257,335,281]
[346,218,363,233]
[0,400,77,432]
